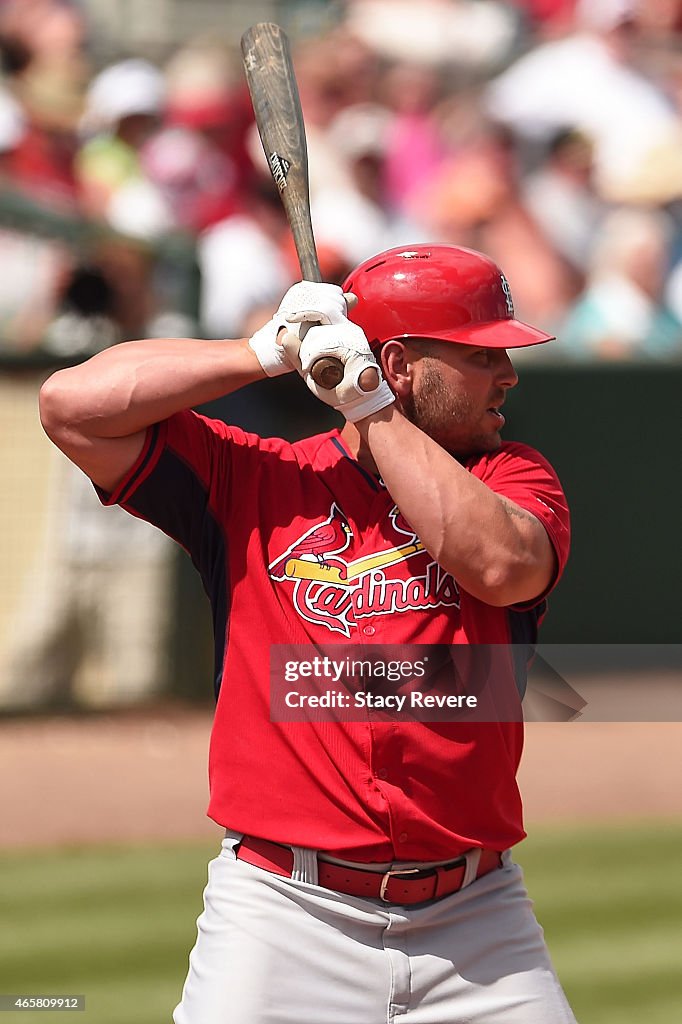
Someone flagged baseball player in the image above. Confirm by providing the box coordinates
[40,244,575,1024]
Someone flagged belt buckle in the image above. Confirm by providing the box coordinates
[379,866,422,902]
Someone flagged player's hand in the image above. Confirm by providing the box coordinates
[283,320,395,422]
[248,282,351,377]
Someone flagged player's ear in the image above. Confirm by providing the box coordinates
[381,340,415,399]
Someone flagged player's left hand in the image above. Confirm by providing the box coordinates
[248,281,350,377]
[282,320,395,422]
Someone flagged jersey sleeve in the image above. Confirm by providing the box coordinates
[95,409,264,581]
[470,442,571,604]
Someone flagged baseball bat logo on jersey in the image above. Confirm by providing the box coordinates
[268,504,460,636]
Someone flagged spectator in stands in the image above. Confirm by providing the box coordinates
[560,206,682,360]
[198,181,293,341]
[487,0,681,201]
[311,102,426,268]
[75,58,172,238]
[142,41,252,234]
[291,30,381,200]
[380,62,448,220]
[522,127,607,273]
[0,0,86,209]
[417,116,579,329]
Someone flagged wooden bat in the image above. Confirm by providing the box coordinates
[241,22,344,390]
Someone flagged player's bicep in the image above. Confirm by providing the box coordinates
[48,426,147,493]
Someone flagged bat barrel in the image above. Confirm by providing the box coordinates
[241,23,344,389]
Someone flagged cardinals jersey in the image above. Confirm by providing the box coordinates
[99,412,570,861]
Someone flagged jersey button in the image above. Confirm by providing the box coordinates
[362,624,376,637]
[398,832,408,843]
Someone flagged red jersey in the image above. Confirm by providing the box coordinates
[101,414,570,860]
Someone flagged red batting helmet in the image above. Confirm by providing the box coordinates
[343,244,555,349]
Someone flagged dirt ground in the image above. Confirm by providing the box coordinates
[1,699,681,849]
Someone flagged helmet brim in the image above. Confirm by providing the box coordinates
[371,318,555,351]
[447,317,556,348]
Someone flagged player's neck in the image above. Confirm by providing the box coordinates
[339,421,380,478]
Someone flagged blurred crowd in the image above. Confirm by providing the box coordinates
[0,0,679,360]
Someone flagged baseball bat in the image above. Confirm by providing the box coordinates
[241,22,344,390]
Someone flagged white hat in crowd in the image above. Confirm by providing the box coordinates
[81,59,165,134]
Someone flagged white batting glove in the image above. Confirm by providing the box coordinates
[284,320,395,423]
[248,281,349,377]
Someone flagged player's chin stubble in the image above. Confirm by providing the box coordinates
[402,360,501,458]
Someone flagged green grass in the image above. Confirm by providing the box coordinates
[0,842,216,1024]
[517,821,682,1024]
[0,823,680,1023]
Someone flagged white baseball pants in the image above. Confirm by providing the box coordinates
[173,835,577,1024]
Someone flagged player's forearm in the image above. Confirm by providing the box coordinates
[357,406,553,606]
[40,337,264,440]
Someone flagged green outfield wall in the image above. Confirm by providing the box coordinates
[501,364,680,644]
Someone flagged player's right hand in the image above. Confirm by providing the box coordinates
[284,319,395,422]
[248,282,350,377]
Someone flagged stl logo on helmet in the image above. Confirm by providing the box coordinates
[268,504,460,637]
[499,274,515,317]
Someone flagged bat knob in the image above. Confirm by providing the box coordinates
[309,359,381,393]
[310,356,344,390]
[357,366,380,392]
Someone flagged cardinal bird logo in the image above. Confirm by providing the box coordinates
[269,504,353,580]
